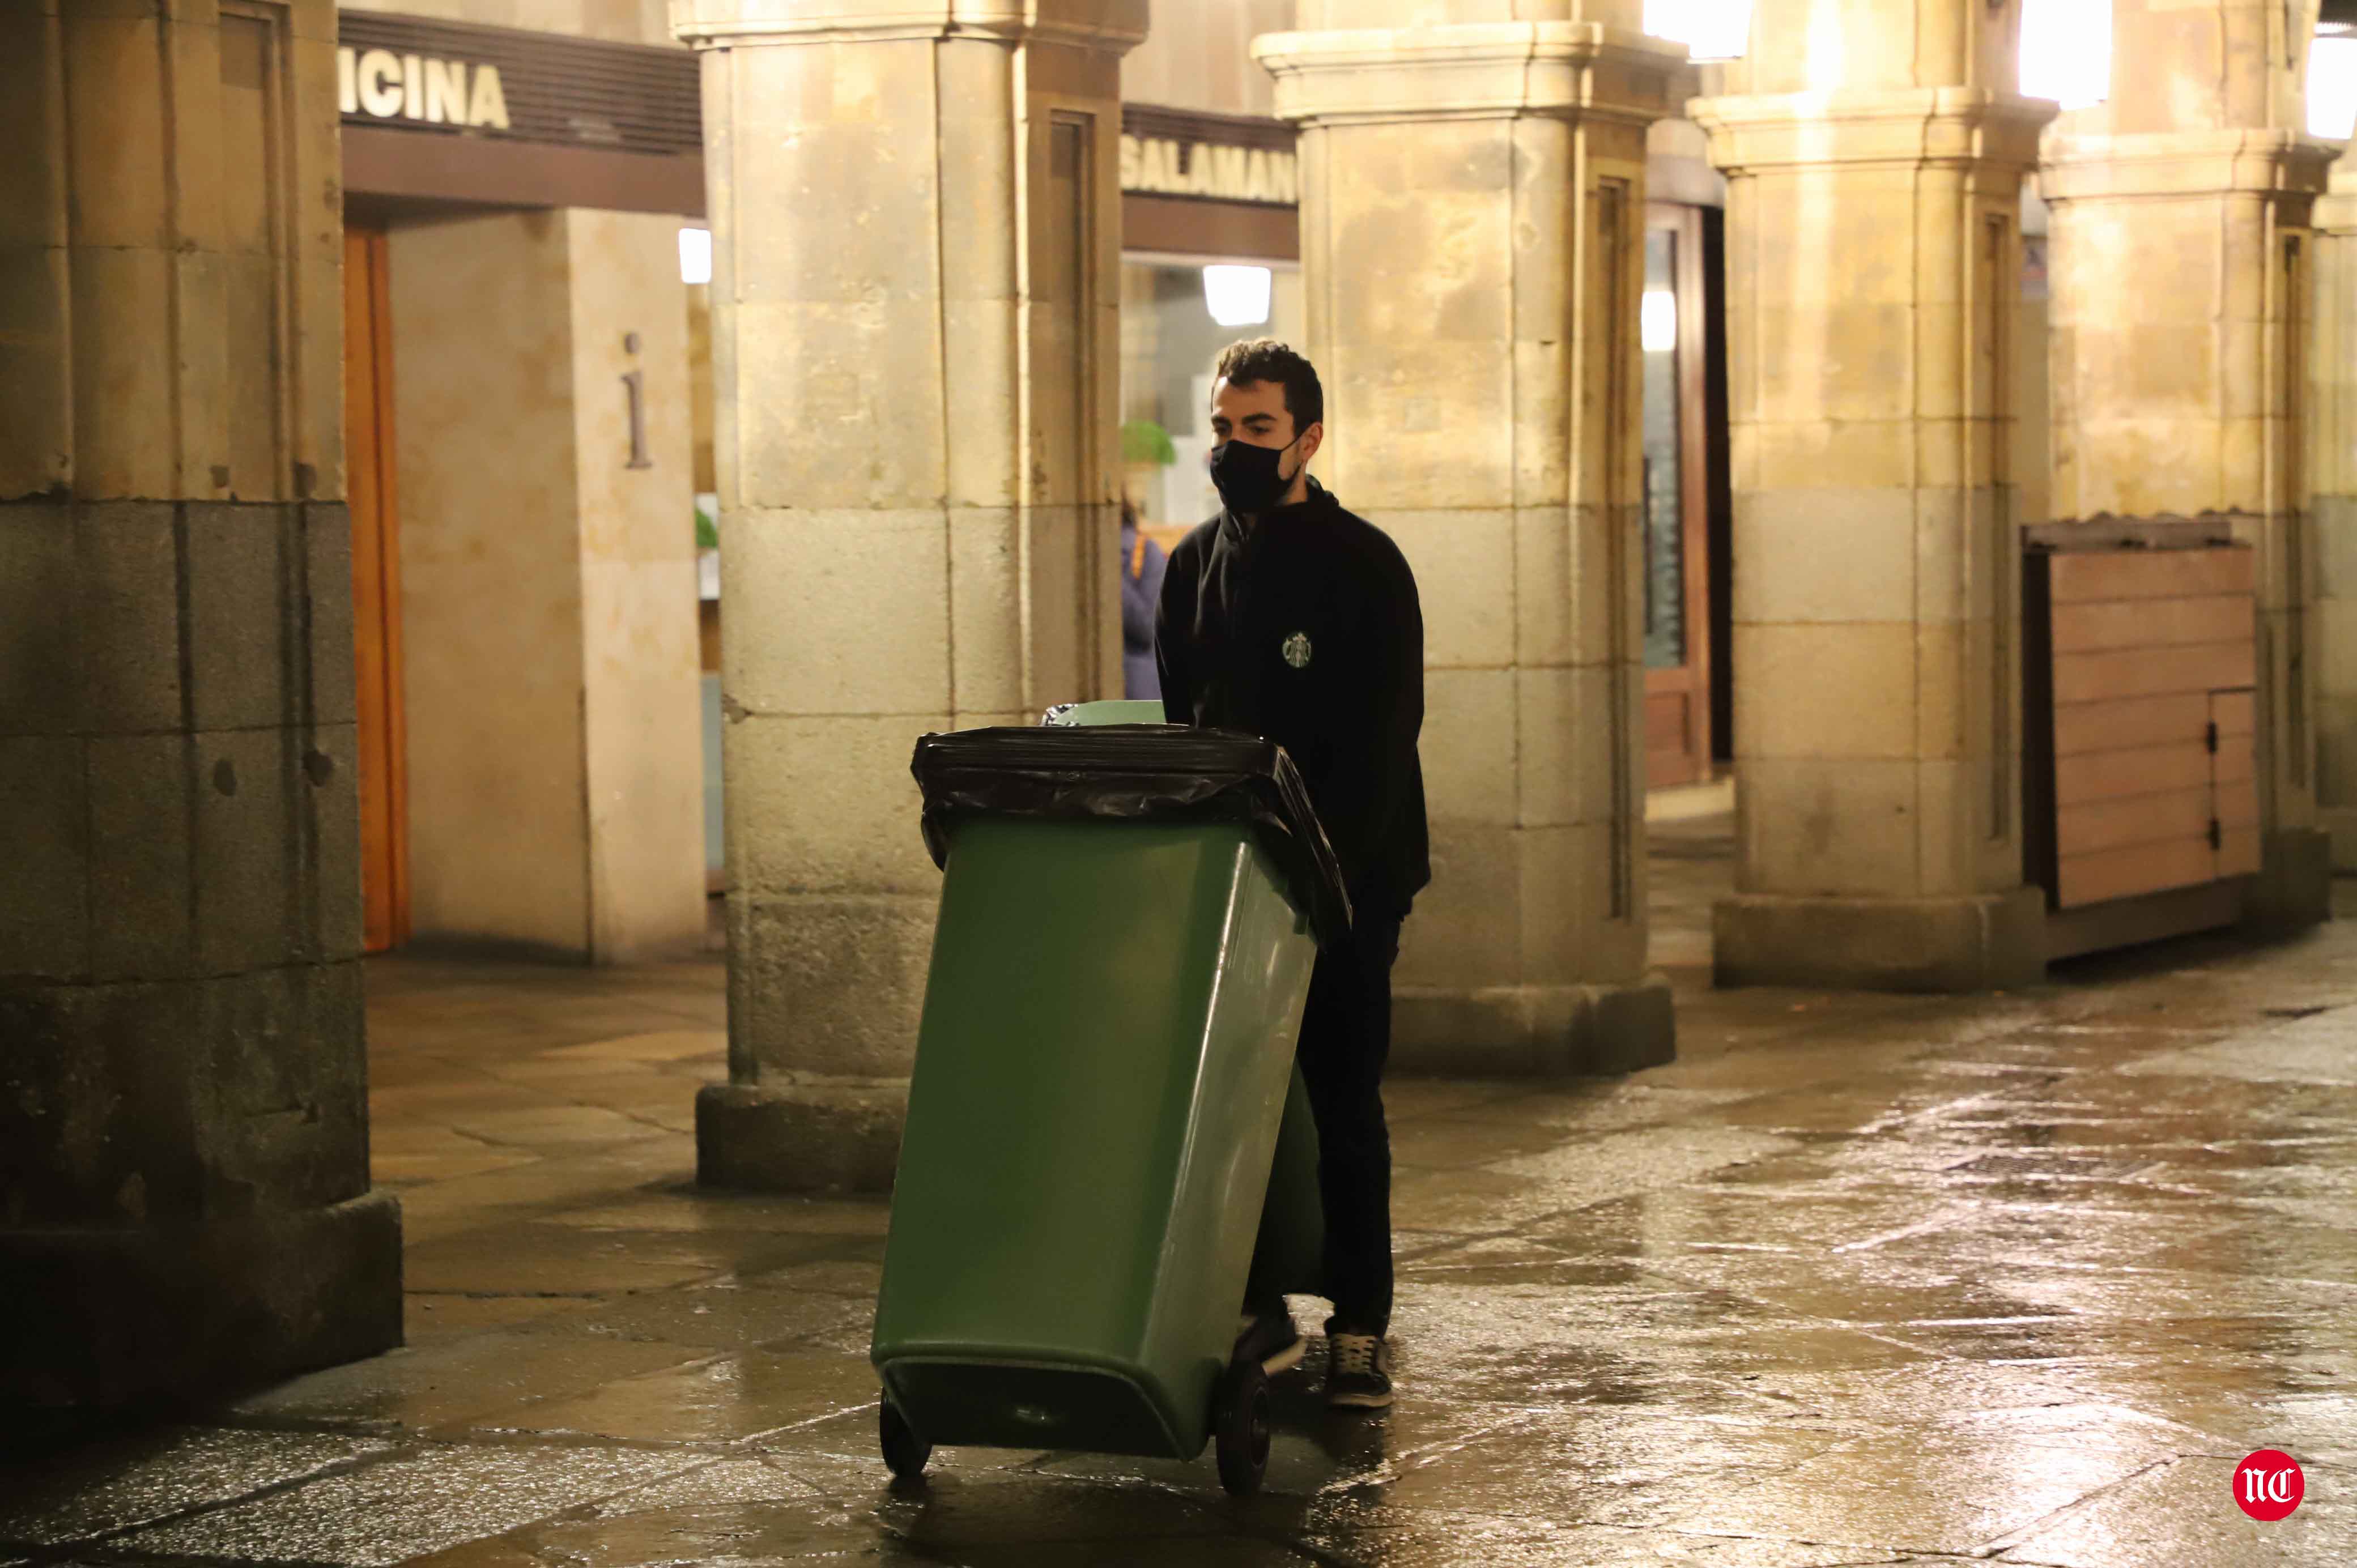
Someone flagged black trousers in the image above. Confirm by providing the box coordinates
[1249,911,1401,1337]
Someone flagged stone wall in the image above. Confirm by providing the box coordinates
[339,0,675,46]
[2308,169,2357,868]
[1694,0,2053,990]
[1122,0,1294,116]
[0,0,401,1406]
[678,1,1145,1190]
[1257,3,1682,1070]
[390,208,705,963]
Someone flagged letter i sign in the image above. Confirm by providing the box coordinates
[2233,1450,2304,1521]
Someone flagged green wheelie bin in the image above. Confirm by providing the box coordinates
[1039,704,1330,1323]
[871,712,1350,1495]
[1040,703,1332,1351]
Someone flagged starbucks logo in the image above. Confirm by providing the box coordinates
[1282,632,1313,669]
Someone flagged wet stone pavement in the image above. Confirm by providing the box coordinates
[7,825,2357,1566]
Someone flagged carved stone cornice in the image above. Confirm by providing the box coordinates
[1252,23,1687,130]
[2040,128,2337,204]
[1690,88,2056,176]
[670,0,1147,52]
[2315,162,2357,235]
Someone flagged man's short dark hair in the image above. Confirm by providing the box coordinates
[1215,338,1323,433]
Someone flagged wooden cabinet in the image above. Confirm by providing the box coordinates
[2024,530,2258,959]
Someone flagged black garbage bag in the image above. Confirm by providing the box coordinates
[909,725,1353,949]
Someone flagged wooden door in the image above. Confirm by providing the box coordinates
[2039,547,2257,909]
[1641,204,1713,789]
[344,226,410,952]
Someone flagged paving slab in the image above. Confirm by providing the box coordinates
[113,1443,704,1566]
[1992,1454,2355,1566]
[232,1332,715,1432]
[0,1428,395,1548]
[484,1345,885,1443]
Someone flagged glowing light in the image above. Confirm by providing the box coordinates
[2020,0,2112,110]
[1643,0,1752,62]
[1203,265,1271,328]
[679,226,712,286]
[2310,35,2357,140]
[1641,289,1678,354]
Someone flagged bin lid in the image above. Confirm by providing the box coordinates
[911,726,1353,947]
[1041,700,1167,727]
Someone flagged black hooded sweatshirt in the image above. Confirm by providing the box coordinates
[1155,478,1430,921]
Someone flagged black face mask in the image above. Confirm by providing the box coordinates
[1207,432,1303,515]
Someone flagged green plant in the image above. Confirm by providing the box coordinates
[1121,418,1177,467]
[695,506,719,550]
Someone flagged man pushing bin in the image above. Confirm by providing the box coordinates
[1159,339,1429,1411]
[871,340,1423,1497]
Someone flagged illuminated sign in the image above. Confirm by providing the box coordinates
[1120,135,1297,206]
[337,46,510,129]
[334,11,701,157]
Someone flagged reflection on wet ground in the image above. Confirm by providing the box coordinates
[5,820,2352,1565]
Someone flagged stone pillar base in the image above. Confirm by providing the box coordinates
[1714,887,2047,992]
[2244,827,2334,932]
[2317,810,2357,875]
[0,1191,402,1408]
[1392,978,1677,1077]
[698,1080,908,1194]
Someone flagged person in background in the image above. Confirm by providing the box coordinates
[1120,501,1168,702]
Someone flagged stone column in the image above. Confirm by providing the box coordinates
[1691,1,2054,990]
[0,0,400,1403]
[389,208,706,965]
[1254,3,1684,1074]
[2312,168,2357,869]
[2043,1,2334,929]
[675,1,1142,1190]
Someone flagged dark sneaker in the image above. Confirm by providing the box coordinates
[1235,1309,1306,1375]
[1325,1331,1394,1409]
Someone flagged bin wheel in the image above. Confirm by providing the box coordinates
[880,1399,931,1481]
[1213,1358,1271,1498]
